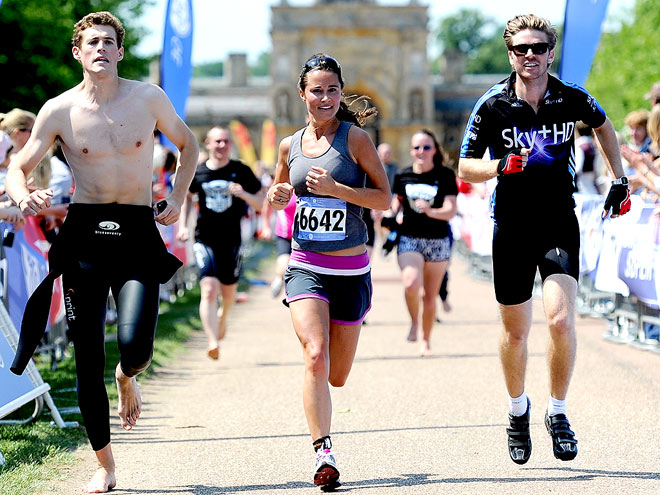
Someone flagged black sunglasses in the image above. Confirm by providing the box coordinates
[304,56,341,71]
[510,42,552,56]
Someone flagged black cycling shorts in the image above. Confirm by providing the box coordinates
[193,241,242,285]
[492,212,580,305]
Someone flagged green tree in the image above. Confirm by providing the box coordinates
[436,8,493,54]
[465,33,510,75]
[0,0,154,114]
[194,61,224,77]
[435,10,565,76]
[435,8,509,75]
[587,0,660,128]
[250,51,270,77]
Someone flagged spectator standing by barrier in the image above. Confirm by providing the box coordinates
[0,109,35,197]
[0,132,24,229]
[267,53,390,489]
[621,106,660,199]
[387,129,457,355]
[5,11,198,493]
[0,108,35,153]
[177,126,264,360]
[0,131,14,195]
[624,109,652,153]
[649,104,660,153]
[620,110,654,197]
[458,14,630,466]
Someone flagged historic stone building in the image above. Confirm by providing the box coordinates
[184,0,503,167]
[270,0,434,164]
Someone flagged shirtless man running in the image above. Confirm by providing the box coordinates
[6,11,198,493]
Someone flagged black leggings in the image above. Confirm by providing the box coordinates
[63,267,160,451]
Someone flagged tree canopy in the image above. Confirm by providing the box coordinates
[250,51,270,77]
[436,9,493,55]
[434,8,510,75]
[0,0,154,114]
[587,0,660,128]
[194,61,224,78]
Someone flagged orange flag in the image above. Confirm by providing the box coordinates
[260,119,277,167]
[229,120,258,169]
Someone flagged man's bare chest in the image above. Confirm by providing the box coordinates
[63,106,154,158]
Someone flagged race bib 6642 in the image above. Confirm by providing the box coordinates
[296,197,346,241]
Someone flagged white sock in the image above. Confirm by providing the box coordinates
[509,392,529,417]
[547,396,566,416]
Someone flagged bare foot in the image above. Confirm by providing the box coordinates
[115,364,142,431]
[85,466,116,493]
[217,307,228,341]
[418,341,432,357]
[442,299,452,313]
[207,346,219,360]
[406,325,418,342]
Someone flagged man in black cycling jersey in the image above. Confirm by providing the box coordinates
[458,14,631,466]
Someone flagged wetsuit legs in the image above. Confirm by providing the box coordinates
[63,273,112,451]
[114,279,160,377]
[63,271,160,451]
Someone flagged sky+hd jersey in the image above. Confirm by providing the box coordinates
[460,72,607,224]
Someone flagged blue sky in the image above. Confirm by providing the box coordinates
[135,0,634,65]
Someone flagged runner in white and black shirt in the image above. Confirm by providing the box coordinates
[178,126,263,360]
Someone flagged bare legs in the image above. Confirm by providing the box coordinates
[289,298,361,440]
[499,274,577,401]
[397,251,448,355]
[199,277,237,358]
[543,275,577,400]
[399,252,421,342]
[217,282,237,341]
[499,299,533,398]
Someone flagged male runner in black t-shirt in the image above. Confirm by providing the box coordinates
[458,14,631,466]
[178,126,263,359]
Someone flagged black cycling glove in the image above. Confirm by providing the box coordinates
[603,179,631,217]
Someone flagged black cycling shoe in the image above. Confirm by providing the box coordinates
[545,410,578,461]
[506,398,532,465]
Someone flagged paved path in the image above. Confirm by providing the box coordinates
[42,252,660,494]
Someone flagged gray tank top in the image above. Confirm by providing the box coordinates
[288,120,367,252]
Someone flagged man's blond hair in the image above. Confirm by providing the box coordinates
[72,11,125,48]
[503,14,557,49]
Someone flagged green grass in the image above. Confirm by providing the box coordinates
[0,241,274,495]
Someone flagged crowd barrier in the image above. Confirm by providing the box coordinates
[0,217,67,368]
[452,191,660,354]
[0,219,78,435]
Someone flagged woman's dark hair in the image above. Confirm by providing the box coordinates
[298,53,377,128]
[415,129,447,169]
